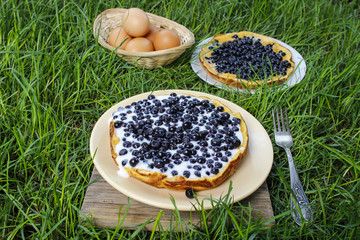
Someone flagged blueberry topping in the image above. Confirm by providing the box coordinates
[211,168,219,174]
[154,159,165,169]
[217,106,224,112]
[214,162,223,169]
[185,188,195,199]
[183,171,191,178]
[119,149,128,156]
[197,156,206,164]
[114,121,123,128]
[211,138,222,146]
[129,158,139,167]
[113,93,244,179]
[123,141,132,148]
[207,36,292,80]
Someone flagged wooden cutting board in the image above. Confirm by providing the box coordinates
[80,167,275,230]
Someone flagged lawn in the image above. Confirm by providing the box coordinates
[0,0,359,239]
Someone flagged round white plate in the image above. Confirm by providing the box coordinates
[90,90,273,211]
[190,35,306,93]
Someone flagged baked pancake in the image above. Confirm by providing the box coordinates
[110,93,249,191]
[199,31,295,89]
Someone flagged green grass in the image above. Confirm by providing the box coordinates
[1,0,359,239]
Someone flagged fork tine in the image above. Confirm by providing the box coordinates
[276,108,281,132]
[272,108,277,132]
[284,107,290,132]
[280,108,286,132]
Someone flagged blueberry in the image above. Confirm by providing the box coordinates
[169,145,178,150]
[182,136,191,143]
[172,153,181,160]
[165,131,173,139]
[199,130,209,139]
[183,171,191,178]
[197,156,206,164]
[184,142,194,149]
[174,160,182,165]
[144,152,153,159]
[211,138,222,146]
[232,137,241,148]
[123,141,132,148]
[171,170,178,176]
[154,159,164,169]
[190,158,197,164]
[221,156,229,162]
[148,94,155,100]
[157,151,166,158]
[150,139,161,149]
[233,118,241,125]
[185,188,195,199]
[194,171,201,177]
[129,158,139,167]
[216,106,224,112]
[121,159,128,166]
[214,162,223,169]
[114,121,123,128]
[184,149,193,156]
[157,128,166,137]
[220,112,230,120]
[132,150,140,156]
[141,142,149,150]
[119,149,128,156]
[211,168,219,174]
[193,165,202,171]
[183,121,192,129]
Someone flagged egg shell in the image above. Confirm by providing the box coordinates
[108,27,133,50]
[121,8,150,37]
[144,24,160,43]
[125,37,154,52]
[153,29,181,51]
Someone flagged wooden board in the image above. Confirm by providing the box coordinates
[80,167,275,230]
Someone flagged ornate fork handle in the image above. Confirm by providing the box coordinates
[285,148,313,226]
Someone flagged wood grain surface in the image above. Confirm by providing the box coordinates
[80,167,275,230]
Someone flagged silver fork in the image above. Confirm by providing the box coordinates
[272,108,313,226]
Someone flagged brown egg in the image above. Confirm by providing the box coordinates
[108,26,132,50]
[144,24,160,43]
[153,29,181,51]
[121,8,150,37]
[125,37,154,52]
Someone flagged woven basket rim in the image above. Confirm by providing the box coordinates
[93,8,195,57]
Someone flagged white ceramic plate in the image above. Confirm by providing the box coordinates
[190,35,306,93]
[90,90,273,211]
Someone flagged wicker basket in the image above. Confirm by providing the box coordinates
[93,8,195,69]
